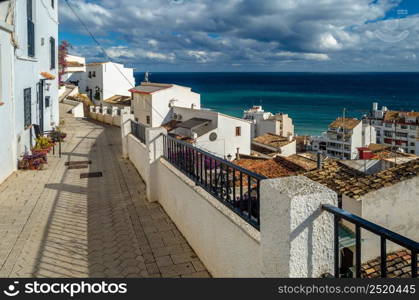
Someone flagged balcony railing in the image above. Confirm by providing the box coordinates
[131,120,146,144]
[322,204,418,278]
[163,135,267,229]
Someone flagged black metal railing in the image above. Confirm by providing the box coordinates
[130,120,147,144]
[323,204,419,278]
[162,135,267,229]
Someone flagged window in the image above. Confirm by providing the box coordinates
[27,0,35,57]
[45,96,50,108]
[235,126,241,136]
[88,71,92,78]
[146,116,150,125]
[92,71,96,77]
[24,88,32,128]
[51,0,54,8]
[50,37,56,69]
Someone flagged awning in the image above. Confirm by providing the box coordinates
[40,72,56,80]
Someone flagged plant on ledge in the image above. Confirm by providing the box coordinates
[50,127,67,142]
[32,136,54,155]
[18,152,48,170]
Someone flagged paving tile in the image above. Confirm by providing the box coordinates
[0,103,209,278]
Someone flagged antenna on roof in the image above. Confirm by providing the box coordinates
[144,71,151,83]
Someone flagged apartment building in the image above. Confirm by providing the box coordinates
[311,117,376,160]
[72,61,135,105]
[0,0,59,183]
[364,102,419,155]
[243,105,294,139]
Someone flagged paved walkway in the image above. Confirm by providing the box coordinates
[0,104,209,278]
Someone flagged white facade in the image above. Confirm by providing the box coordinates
[243,106,294,139]
[131,82,201,128]
[172,107,252,159]
[365,102,419,155]
[73,62,134,105]
[0,1,15,183]
[62,54,86,83]
[311,119,376,160]
[0,0,59,183]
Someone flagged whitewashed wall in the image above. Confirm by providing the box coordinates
[12,0,59,158]
[123,116,338,277]
[0,16,15,183]
[359,176,419,261]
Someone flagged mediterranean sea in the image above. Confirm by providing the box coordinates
[134,72,419,136]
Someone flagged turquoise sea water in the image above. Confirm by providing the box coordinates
[134,72,419,136]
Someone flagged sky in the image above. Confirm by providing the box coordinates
[59,0,419,72]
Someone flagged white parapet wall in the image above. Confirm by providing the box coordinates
[121,113,338,278]
[89,105,127,127]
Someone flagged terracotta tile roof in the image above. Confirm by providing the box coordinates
[384,110,419,123]
[104,95,131,106]
[234,158,297,179]
[67,61,84,67]
[329,117,361,130]
[279,154,318,171]
[305,159,419,199]
[368,143,391,152]
[362,249,418,278]
[253,133,294,149]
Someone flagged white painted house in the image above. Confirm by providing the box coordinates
[62,54,86,84]
[311,117,376,160]
[130,82,201,127]
[243,105,294,139]
[130,82,251,159]
[72,61,135,105]
[0,0,15,184]
[0,0,59,183]
[169,106,252,159]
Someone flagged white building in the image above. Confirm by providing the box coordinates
[62,54,86,84]
[243,105,294,139]
[364,102,419,155]
[72,61,135,105]
[311,117,376,160]
[168,107,252,159]
[130,82,201,127]
[130,82,251,159]
[0,0,59,183]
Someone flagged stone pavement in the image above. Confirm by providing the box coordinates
[0,104,210,278]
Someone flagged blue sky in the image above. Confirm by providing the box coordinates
[59,0,419,72]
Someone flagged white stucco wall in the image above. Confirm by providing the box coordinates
[173,107,251,159]
[261,176,337,277]
[132,85,201,128]
[359,176,419,261]
[127,134,150,187]
[156,158,262,277]
[12,0,59,157]
[0,19,15,183]
[279,140,296,157]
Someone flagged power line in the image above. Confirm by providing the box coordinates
[64,0,166,120]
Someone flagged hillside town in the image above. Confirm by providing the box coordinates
[0,0,417,280]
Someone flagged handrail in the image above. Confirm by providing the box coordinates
[165,135,267,181]
[322,204,418,278]
[322,204,419,251]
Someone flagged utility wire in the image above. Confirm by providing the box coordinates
[64,0,166,120]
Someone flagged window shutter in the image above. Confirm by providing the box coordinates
[50,37,56,69]
[24,88,32,128]
[27,0,35,57]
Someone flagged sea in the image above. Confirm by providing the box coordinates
[134,72,419,136]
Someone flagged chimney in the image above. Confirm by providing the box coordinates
[236,148,240,160]
[372,102,378,111]
[317,152,323,170]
